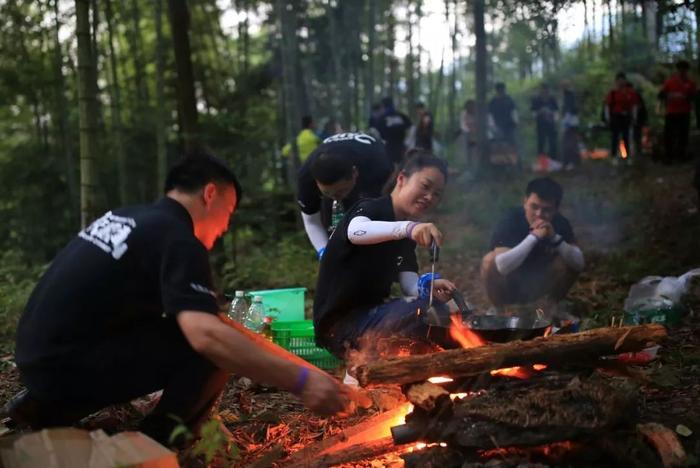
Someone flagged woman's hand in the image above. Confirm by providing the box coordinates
[432,278,456,302]
[410,223,443,247]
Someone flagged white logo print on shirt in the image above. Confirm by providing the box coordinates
[79,211,136,260]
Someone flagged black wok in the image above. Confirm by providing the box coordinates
[466,315,551,343]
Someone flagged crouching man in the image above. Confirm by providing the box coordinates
[4,152,349,447]
[481,177,584,307]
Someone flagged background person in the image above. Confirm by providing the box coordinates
[375,96,412,165]
[282,115,322,164]
[297,133,393,258]
[604,72,638,164]
[5,153,349,447]
[531,83,559,161]
[659,60,697,164]
[481,177,584,308]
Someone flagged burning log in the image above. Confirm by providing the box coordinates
[356,324,666,386]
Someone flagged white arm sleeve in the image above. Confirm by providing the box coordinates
[301,211,328,252]
[494,234,538,276]
[347,216,413,245]
[399,271,419,298]
[556,240,585,272]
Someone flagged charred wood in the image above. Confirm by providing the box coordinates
[356,324,666,386]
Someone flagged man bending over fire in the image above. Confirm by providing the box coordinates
[4,152,348,447]
[481,177,584,307]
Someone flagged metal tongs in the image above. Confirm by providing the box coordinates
[427,239,440,312]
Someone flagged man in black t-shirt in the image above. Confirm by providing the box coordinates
[375,96,412,165]
[480,177,584,306]
[6,153,348,446]
[531,84,559,160]
[297,133,393,258]
[488,82,518,146]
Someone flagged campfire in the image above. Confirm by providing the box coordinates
[283,322,683,467]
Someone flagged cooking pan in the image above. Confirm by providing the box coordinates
[466,315,551,343]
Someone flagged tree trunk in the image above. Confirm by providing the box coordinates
[52,0,78,215]
[75,0,100,226]
[154,0,167,193]
[448,0,458,135]
[696,0,700,72]
[104,0,128,205]
[124,0,150,105]
[473,0,489,172]
[607,0,614,49]
[167,0,199,152]
[364,0,376,116]
[275,0,300,185]
[406,4,415,111]
[356,324,667,386]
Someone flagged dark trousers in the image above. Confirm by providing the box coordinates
[536,121,557,159]
[664,113,691,163]
[609,113,631,159]
[17,319,228,446]
[321,298,458,358]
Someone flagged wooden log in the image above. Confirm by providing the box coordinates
[287,437,407,468]
[356,324,667,386]
[404,382,450,412]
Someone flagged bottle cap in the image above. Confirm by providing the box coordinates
[235,290,245,297]
[254,295,263,302]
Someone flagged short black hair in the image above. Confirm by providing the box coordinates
[677,60,690,71]
[615,71,626,80]
[401,148,448,182]
[301,115,313,128]
[415,101,426,109]
[310,152,354,185]
[381,96,394,108]
[164,150,242,207]
[526,177,563,206]
[495,82,506,92]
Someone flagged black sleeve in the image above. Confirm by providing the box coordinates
[530,97,538,112]
[556,216,576,243]
[296,162,321,215]
[399,239,418,273]
[489,212,525,250]
[160,239,219,316]
[552,97,559,111]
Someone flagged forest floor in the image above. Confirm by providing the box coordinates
[1,156,700,466]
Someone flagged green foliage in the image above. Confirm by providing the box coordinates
[0,250,43,352]
[221,231,318,296]
[190,418,239,465]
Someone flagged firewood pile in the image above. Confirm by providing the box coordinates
[281,324,690,467]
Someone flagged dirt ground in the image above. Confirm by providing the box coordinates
[1,159,700,466]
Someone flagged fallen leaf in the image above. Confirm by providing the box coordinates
[676,424,693,437]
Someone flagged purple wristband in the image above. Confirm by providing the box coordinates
[406,222,419,240]
[292,367,310,395]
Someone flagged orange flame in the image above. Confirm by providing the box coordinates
[619,140,628,159]
[449,314,486,348]
[428,376,454,384]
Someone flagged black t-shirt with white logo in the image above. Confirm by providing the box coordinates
[16,198,219,369]
[313,196,418,335]
[489,207,575,270]
[376,112,412,164]
[297,133,392,217]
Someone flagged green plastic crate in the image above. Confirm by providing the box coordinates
[247,287,306,322]
[271,320,342,370]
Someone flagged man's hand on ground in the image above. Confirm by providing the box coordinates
[411,223,443,247]
[300,370,350,416]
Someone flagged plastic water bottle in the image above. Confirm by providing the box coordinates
[329,200,344,233]
[244,295,265,332]
[228,290,248,322]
